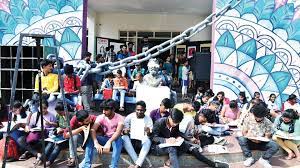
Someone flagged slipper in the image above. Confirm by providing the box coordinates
[285,153,295,160]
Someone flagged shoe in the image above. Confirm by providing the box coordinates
[119,107,125,111]
[46,161,52,167]
[243,157,255,167]
[258,158,272,168]
[19,151,31,161]
[215,160,229,168]
[67,158,75,167]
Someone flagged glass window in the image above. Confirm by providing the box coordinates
[137,32,153,38]
[120,31,127,37]
[155,32,171,38]
[172,32,181,37]
[128,31,136,37]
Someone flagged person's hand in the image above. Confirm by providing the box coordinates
[166,137,176,144]
[103,141,111,153]
[56,128,64,134]
[144,127,151,135]
[123,128,130,135]
[80,125,88,132]
[190,137,200,144]
[94,143,103,154]
[24,126,30,133]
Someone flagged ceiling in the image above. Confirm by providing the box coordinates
[88,0,213,16]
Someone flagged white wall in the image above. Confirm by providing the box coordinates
[87,8,97,57]
[87,11,212,53]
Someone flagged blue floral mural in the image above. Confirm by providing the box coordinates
[0,0,83,60]
[213,0,300,107]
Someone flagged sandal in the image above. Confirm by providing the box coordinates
[67,158,75,167]
[285,153,295,160]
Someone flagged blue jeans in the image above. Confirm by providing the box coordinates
[237,136,279,160]
[112,89,126,108]
[45,141,68,163]
[80,136,123,168]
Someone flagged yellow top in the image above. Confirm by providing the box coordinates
[34,73,59,93]
[174,103,196,117]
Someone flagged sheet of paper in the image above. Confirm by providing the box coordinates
[130,118,146,141]
[207,145,228,153]
[275,131,300,140]
[159,138,184,148]
[247,136,270,142]
[82,124,91,147]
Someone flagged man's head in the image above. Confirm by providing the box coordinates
[208,101,221,111]
[40,59,53,73]
[251,103,268,123]
[121,45,127,53]
[168,108,183,127]
[192,101,201,112]
[143,36,149,43]
[195,109,214,125]
[128,42,134,49]
[107,73,114,81]
[229,100,238,109]
[135,101,146,118]
[84,52,92,62]
[160,98,173,113]
[76,110,90,125]
[205,89,215,98]
[101,99,117,118]
[116,69,122,78]
[96,54,104,63]
[64,64,74,77]
[136,72,143,81]
[55,102,65,116]
[216,91,225,101]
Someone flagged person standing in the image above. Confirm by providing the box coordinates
[80,52,94,110]
[181,61,189,100]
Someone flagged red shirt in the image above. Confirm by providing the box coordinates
[64,75,81,93]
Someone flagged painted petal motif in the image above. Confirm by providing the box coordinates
[270,71,292,93]
[237,39,257,59]
[9,0,33,24]
[48,0,67,13]
[235,0,256,16]
[256,54,276,73]
[216,31,236,63]
[66,0,82,10]
[275,0,288,10]
[0,0,10,13]
[28,0,50,17]
[0,10,17,34]
[287,19,300,41]
[253,0,275,21]
[60,28,81,59]
[270,3,294,30]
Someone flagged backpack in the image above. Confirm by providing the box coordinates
[0,137,19,160]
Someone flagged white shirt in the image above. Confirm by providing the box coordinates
[267,101,279,111]
[284,101,300,113]
[182,66,189,80]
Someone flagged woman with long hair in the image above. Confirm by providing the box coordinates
[273,109,300,161]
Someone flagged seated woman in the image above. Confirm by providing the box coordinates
[267,94,281,119]
[284,94,300,113]
[9,101,30,146]
[34,102,71,166]
[273,109,300,161]
[220,100,240,124]
[18,101,56,161]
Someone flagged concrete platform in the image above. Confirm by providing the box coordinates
[1,136,299,168]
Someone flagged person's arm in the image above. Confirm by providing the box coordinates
[265,120,274,139]
[103,121,124,153]
[152,120,167,144]
[123,78,128,90]
[34,74,39,92]
[91,121,103,154]
[236,108,241,120]
[220,106,228,123]
[123,115,131,135]
[292,119,300,137]
[75,75,81,93]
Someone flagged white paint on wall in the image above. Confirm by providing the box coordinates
[87,10,212,54]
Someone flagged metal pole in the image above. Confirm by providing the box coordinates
[2,34,24,168]
[35,37,47,168]
[51,35,79,168]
